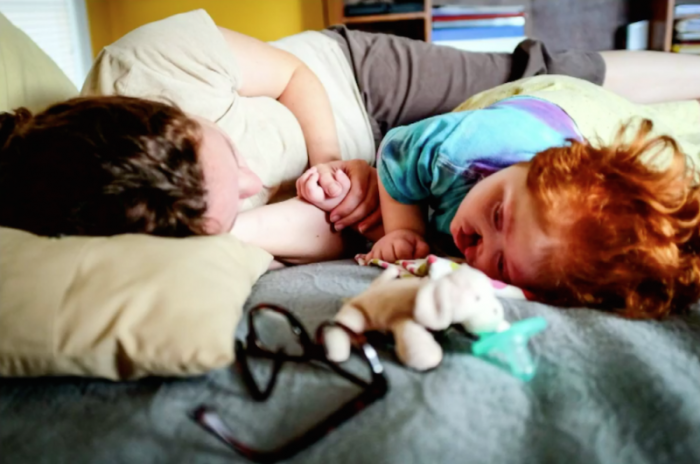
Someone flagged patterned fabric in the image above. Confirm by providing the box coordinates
[355,253,533,300]
[377,96,583,234]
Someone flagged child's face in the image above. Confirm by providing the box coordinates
[195,117,262,234]
[450,164,558,289]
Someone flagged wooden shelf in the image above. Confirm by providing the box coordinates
[324,0,432,42]
[343,11,427,24]
[650,0,675,51]
[650,0,699,52]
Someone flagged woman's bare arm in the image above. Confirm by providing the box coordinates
[601,51,700,104]
[231,198,347,265]
[217,27,341,166]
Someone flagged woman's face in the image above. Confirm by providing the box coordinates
[194,116,262,234]
[449,164,559,289]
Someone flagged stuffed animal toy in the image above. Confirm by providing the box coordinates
[324,259,547,379]
[325,264,505,371]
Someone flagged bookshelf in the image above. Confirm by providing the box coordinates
[650,0,699,51]
[324,0,433,42]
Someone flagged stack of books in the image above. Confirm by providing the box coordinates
[431,4,526,53]
[344,1,424,17]
[672,3,700,55]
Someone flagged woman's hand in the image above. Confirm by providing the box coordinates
[317,159,381,233]
[363,229,430,263]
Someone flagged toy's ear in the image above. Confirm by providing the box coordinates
[428,257,457,280]
[414,278,453,330]
[448,267,506,332]
[460,299,505,333]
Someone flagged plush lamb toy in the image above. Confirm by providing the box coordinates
[325,264,508,371]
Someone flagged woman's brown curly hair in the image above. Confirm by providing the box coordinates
[0,96,208,237]
[527,119,700,318]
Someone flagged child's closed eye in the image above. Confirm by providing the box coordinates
[497,252,506,280]
[492,203,508,280]
[492,202,504,231]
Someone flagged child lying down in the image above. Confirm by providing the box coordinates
[298,75,700,319]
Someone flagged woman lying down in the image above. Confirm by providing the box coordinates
[4,9,700,320]
[1,73,699,319]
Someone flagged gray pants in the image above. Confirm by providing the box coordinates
[322,26,605,148]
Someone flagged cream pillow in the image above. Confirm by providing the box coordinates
[0,227,272,380]
[0,12,78,113]
[453,75,700,167]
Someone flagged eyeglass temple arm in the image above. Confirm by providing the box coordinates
[236,342,285,402]
[194,377,388,464]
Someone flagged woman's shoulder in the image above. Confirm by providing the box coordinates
[81,9,239,98]
[102,10,216,55]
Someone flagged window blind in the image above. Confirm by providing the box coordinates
[0,0,93,88]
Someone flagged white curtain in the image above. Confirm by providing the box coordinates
[0,0,93,88]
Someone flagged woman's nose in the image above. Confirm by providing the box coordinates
[238,168,263,199]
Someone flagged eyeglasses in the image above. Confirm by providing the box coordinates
[192,303,388,463]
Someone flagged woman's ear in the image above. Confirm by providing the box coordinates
[201,216,227,234]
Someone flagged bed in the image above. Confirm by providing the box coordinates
[2,260,699,464]
[2,9,700,463]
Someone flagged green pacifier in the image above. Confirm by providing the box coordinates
[471,317,548,381]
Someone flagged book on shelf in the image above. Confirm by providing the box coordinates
[674,4,700,18]
[672,7,700,54]
[431,4,527,53]
[432,17,526,29]
[677,31,700,41]
[432,5,525,17]
[434,36,527,53]
[675,16,700,32]
[672,43,700,54]
[432,25,525,41]
[344,1,424,17]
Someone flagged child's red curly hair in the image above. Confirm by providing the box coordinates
[527,119,700,319]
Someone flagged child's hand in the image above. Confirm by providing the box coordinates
[296,165,351,212]
[297,160,382,233]
[365,229,430,262]
[327,160,381,233]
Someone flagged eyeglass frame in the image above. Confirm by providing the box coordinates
[192,302,389,464]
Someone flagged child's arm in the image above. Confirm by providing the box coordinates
[379,180,425,236]
[361,178,430,263]
[360,112,473,263]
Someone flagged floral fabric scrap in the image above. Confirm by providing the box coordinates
[355,254,534,301]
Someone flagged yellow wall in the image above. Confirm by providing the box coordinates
[86,0,326,55]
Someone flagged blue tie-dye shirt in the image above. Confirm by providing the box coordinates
[377,96,583,235]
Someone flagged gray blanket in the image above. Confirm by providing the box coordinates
[2,261,700,464]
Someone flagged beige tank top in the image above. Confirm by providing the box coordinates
[81,9,375,210]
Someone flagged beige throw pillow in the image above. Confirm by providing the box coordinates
[0,227,272,380]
